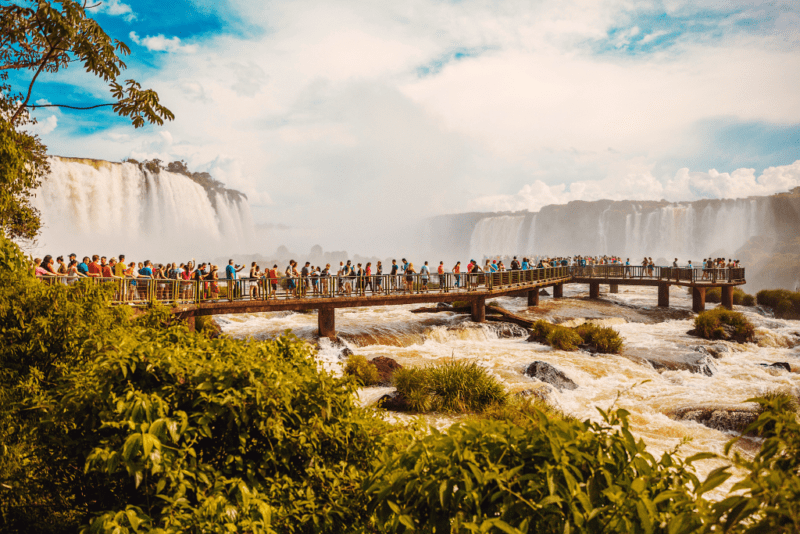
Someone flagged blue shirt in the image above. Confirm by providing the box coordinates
[490,264,498,272]
[139,267,152,278]
[77,262,88,275]
[226,265,237,279]
[522,261,529,270]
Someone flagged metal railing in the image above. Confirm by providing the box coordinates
[571,265,745,283]
[34,267,572,305]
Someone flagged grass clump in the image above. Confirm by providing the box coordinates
[694,308,755,343]
[344,354,381,386]
[530,320,623,354]
[393,360,507,413]
[575,323,624,354]
[757,289,800,319]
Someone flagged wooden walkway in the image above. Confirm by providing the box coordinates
[40,265,745,337]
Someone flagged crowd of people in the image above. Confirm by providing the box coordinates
[31,252,742,301]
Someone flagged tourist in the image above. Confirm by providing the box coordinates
[453,261,461,288]
[208,265,220,300]
[375,261,383,291]
[87,255,101,277]
[420,261,430,291]
[115,255,127,277]
[390,260,399,291]
[55,256,67,275]
[365,262,373,292]
[226,260,245,299]
[405,262,416,293]
[250,262,260,299]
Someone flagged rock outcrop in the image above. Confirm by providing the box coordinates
[626,348,716,376]
[669,405,760,433]
[370,356,403,385]
[524,361,578,391]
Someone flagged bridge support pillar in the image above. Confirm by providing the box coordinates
[471,297,486,323]
[527,290,539,307]
[692,287,706,313]
[186,316,196,332]
[589,282,600,299]
[658,283,670,308]
[609,284,619,294]
[553,283,563,299]
[721,286,734,310]
[318,307,336,338]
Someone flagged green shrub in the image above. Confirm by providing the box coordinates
[529,319,554,342]
[546,325,583,351]
[366,405,719,534]
[756,289,800,318]
[705,287,722,303]
[344,354,381,386]
[694,308,755,343]
[393,361,507,413]
[575,323,624,354]
[742,293,756,306]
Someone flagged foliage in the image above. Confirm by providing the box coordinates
[531,320,623,353]
[694,308,755,343]
[477,395,572,429]
[0,0,173,128]
[575,323,624,354]
[366,405,719,534]
[756,289,800,319]
[344,354,381,386]
[0,236,384,533]
[0,75,49,239]
[702,287,754,306]
[393,361,507,413]
[709,394,800,533]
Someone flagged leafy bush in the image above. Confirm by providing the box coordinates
[575,323,624,354]
[694,308,755,343]
[344,354,381,386]
[705,287,722,303]
[531,320,623,353]
[366,405,719,534]
[757,289,800,319]
[742,293,756,306]
[0,236,385,533]
[393,361,507,413]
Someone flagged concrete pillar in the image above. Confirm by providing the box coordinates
[692,287,706,313]
[658,283,670,308]
[186,316,196,332]
[318,307,336,338]
[471,297,486,323]
[527,290,540,307]
[553,283,563,299]
[721,286,734,310]
[589,282,600,299]
[609,284,619,294]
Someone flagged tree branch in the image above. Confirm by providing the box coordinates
[27,102,115,110]
[10,44,59,125]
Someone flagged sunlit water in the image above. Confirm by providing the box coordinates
[217,284,800,496]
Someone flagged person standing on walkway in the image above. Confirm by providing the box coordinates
[453,261,461,288]
[226,260,245,298]
[420,261,430,291]
[390,260,399,291]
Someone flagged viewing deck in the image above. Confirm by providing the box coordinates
[38,264,745,337]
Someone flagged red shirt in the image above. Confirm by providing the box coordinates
[88,262,101,276]
[438,265,444,274]
[102,265,113,278]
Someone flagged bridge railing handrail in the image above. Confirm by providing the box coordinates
[34,267,573,305]
[571,265,745,283]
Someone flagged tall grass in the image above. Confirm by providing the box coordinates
[344,354,381,386]
[393,360,507,413]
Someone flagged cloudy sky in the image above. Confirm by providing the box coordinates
[20,0,800,250]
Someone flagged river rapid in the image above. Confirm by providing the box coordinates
[217,284,800,495]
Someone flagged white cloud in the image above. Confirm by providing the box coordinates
[25,114,58,135]
[470,161,800,212]
[129,32,197,54]
[95,0,136,22]
[641,30,669,44]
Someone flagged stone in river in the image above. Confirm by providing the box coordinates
[370,356,403,386]
[758,362,791,372]
[524,361,578,391]
[669,405,760,433]
[625,348,716,376]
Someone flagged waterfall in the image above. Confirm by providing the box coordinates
[29,157,255,261]
[468,215,527,258]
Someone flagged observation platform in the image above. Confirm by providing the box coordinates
[40,265,745,338]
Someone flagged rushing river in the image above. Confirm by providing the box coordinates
[217,284,799,496]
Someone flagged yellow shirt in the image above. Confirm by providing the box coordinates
[115,262,127,276]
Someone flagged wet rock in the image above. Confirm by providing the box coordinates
[487,322,530,339]
[370,356,403,386]
[626,348,716,376]
[377,390,409,411]
[758,362,791,372]
[436,302,453,309]
[524,361,578,391]
[693,344,730,359]
[515,385,552,401]
[669,405,760,433]
[539,289,550,296]
[328,336,353,359]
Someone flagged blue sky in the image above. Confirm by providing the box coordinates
[20,0,800,249]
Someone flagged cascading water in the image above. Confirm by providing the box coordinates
[30,157,255,260]
[468,215,527,258]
